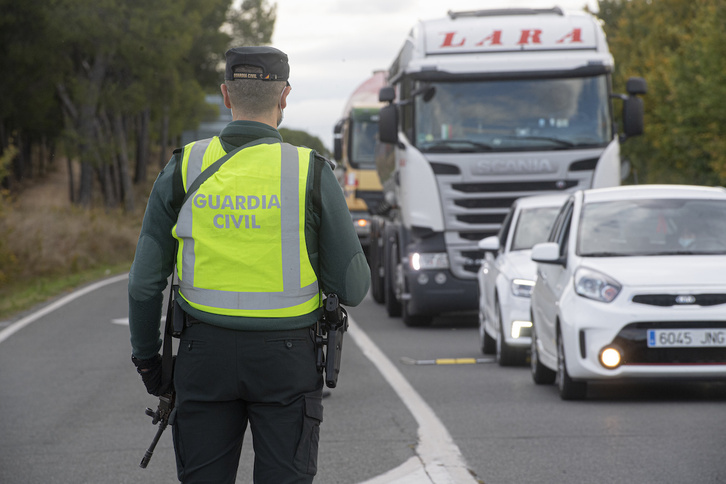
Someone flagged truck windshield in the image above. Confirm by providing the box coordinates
[414,76,612,153]
[349,108,379,169]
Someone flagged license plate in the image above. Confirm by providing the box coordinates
[647,329,726,348]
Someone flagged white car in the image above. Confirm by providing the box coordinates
[477,194,567,366]
[530,185,726,399]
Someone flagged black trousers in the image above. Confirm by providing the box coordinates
[172,323,324,484]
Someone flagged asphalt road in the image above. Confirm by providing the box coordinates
[1,274,725,483]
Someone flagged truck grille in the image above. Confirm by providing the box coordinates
[432,152,598,279]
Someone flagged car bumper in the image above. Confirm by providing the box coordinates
[502,295,533,348]
[559,290,726,381]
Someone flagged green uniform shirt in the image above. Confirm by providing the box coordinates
[129,121,370,359]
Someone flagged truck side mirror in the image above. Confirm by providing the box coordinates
[379,86,395,103]
[378,104,398,144]
[333,119,344,162]
[626,77,647,96]
[623,96,644,138]
[620,76,647,140]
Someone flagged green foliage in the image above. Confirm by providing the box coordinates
[279,128,331,158]
[599,0,726,185]
[0,0,278,204]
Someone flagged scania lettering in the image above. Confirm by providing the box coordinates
[333,71,386,251]
[371,8,646,326]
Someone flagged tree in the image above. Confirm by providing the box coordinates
[0,0,279,209]
[279,128,331,158]
[598,0,726,185]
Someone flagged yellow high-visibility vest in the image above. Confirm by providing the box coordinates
[172,137,321,317]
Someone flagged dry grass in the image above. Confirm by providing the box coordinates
[0,160,153,320]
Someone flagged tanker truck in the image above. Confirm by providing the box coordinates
[333,71,386,251]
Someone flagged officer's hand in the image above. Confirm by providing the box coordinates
[132,354,168,396]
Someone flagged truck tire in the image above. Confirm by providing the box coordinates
[369,219,384,304]
[383,225,402,317]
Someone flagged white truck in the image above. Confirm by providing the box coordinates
[370,7,646,326]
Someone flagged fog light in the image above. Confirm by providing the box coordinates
[600,347,622,369]
[434,273,447,284]
[511,321,532,339]
[417,273,429,285]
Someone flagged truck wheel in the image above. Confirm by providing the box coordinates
[369,219,384,304]
[383,226,402,317]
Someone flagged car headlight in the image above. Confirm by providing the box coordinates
[511,279,535,298]
[574,267,621,302]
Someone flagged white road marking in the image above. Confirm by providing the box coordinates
[0,273,129,345]
[0,276,479,483]
[111,316,166,326]
[347,315,480,484]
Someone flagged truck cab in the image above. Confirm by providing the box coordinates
[372,7,646,326]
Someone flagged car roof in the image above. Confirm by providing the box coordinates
[514,193,570,209]
[581,184,726,203]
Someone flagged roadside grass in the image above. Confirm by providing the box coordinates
[0,263,131,321]
[0,161,152,322]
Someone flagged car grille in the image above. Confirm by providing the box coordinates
[609,322,726,365]
[632,293,726,307]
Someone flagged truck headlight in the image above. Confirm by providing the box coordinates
[574,267,621,302]
[410,252,449,271]
[511,279,535,298]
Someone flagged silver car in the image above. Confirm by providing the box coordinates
[477,194,567,365]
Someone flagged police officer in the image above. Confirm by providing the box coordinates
[128,46,370,483]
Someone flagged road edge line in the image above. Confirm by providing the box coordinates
[0,273,129,345]
[347,315,479,484]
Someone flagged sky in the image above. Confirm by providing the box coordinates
[269,0,599,151]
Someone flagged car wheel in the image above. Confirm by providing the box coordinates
[557,330,587,400]
[481,326,496,355]
[479,304,496,354]
[383,226,402,317]
[496,302,522,366]
[531,324,556,384]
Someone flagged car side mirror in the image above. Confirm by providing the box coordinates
[477,235,500,253]
[531,242,565,265]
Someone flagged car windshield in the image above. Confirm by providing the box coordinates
[511,206,562,251]
[578,198,726,256]
[414,76,612,153]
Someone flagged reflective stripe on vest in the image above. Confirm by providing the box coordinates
[173,139,320,317]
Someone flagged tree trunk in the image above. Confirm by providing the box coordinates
[134,108,150,184]
[72,51,108,207]
[113,113,135,212]
[67,157,75,203]
[159,105,170,168]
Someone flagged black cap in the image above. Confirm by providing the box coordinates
[224,46,289,82]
